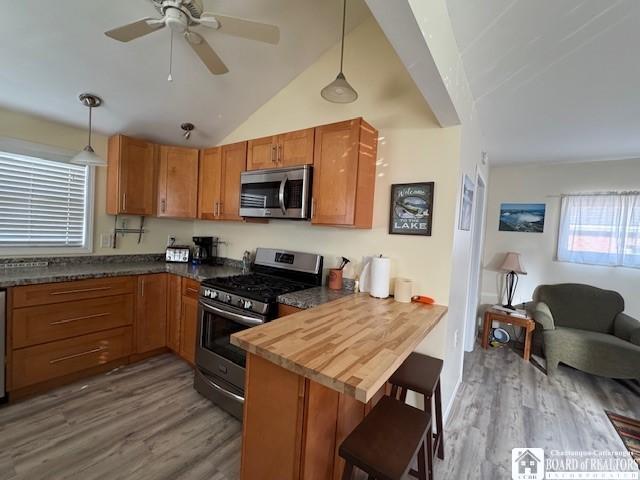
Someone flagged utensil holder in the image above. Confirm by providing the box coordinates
[328,268,343,290]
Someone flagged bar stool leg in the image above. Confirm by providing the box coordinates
[342,462,354,480]
[416,440,426,480]
[434,380,444,460]
[426,429,434,480]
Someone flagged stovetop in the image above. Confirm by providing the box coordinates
[202,273,309,303]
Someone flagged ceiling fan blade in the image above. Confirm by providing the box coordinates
[184,32,229,75]
[200,14,280,45]
[105,18,165,42]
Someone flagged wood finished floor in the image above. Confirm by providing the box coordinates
[0,355,242,480]
[0,348,637,480]
[433,346,640,479]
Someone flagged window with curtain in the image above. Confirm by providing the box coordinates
[557,193,640,268]
[0,150,92,250]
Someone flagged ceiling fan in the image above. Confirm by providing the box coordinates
[105,0,280,75]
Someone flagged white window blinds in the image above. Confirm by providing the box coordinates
[557,193,640,268]
[0,151,90,248]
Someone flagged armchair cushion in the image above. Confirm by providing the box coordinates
[614,312,640,345]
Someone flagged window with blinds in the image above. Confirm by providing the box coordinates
[0,150,90,248]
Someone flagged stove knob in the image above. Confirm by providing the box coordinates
[225,294,232,303]
[211,291,218,299]
[243,300,253,310]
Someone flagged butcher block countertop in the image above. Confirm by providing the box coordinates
[231,294,447,403]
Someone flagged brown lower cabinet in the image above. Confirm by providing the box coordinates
[241,353,385,480]
[135,274,168,354]
[7,273,202,400]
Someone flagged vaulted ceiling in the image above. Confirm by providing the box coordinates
[446,0,640,165]
[0,0,370,147]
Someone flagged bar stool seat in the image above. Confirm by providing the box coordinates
[339,396,432,480]
[389,353,445,460]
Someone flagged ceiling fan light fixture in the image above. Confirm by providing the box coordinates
[70,93,106,167]
[321,0,357,104]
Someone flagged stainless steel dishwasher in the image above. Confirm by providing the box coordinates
[0,290,5,400]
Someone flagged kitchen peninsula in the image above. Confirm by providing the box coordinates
[231,294,447,480]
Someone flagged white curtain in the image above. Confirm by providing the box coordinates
[557,193,640,269]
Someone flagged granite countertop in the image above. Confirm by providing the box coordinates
[0,258,242,288]
[232,294,448,402]
[277,286,354,309]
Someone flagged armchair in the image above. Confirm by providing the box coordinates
[532,284,640,378]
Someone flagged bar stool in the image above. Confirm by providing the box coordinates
[339,396,433,480]
[389,353,445,460]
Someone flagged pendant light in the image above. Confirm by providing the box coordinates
[321,0,358,103]
[71,93,106,166]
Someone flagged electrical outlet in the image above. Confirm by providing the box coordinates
[454,329,459,347]
[167,234,176,246]
[100,233,112,248]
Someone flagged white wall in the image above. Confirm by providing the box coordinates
[194,17,462,364]
[0,107,194,255]
[482,158,640,318]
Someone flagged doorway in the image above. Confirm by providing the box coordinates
[463,172,487,352]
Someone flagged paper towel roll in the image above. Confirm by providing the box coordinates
[394,278,413,303]
[369,256,390,299]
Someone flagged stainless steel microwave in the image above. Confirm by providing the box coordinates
[240,165,312,219]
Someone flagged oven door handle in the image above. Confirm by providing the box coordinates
[278,175,287,215]
[199,301,264,327]
[197,369,245,404]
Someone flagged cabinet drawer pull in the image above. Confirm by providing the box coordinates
[50,286,112,296]
[186,287,199,295]
[49,346,107,364]
[49,312,110,326]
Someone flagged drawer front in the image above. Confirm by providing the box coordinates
[12,294,135,349]
[12,276,137,308]
[11,327,133,390]
[182,278,200,299]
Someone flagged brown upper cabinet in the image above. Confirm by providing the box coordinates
[247,128,314,171]
[198,141,247,221]
[157,145,199,219]
[311,118,378,228]
[107,135,157,216]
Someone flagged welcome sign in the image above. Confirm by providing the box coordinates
[389,182,434,236]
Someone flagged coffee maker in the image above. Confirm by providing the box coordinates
[192,236,218,265]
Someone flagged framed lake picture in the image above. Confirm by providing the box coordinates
[499,203,546,233]
[389,182,434,236]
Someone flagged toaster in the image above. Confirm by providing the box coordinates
[165,245,191,263]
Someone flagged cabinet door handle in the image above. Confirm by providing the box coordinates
[215,201,219,217]
[277,144,282,164]
[161,199,166,213]
[123,193,127,212]
[49,346,107,364]
[49,312,110,326]
[50,286,112,296]
[271,145,277,163]
[219,202,224,216]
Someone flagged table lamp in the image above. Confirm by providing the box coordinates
[500,252,526,310]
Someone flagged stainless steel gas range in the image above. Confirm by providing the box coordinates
[194,248,323,419]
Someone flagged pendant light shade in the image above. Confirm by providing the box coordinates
[71,93,106,166]
[321,72,358,103]
[321,0,357,104]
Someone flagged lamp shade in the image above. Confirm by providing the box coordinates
[70,145,106,166]
[500,252,526,274]
[320,72,358,103]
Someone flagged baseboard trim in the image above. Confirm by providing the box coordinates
[444,375,463,424]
